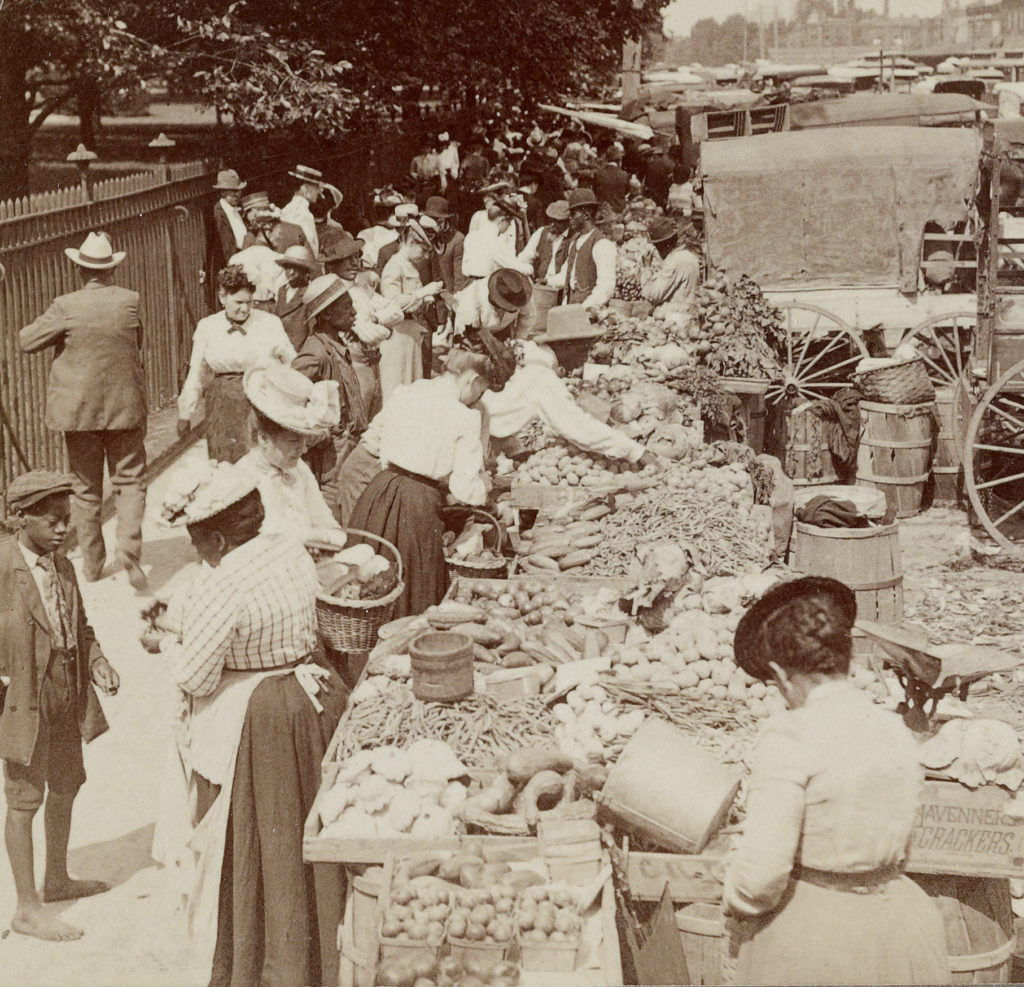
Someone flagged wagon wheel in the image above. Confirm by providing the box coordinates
[963,356,1024,551]
[899,311,975,390]
[767,303,868,405]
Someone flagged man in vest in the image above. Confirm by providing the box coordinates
[518,200,571,286]
[551,188,616,311]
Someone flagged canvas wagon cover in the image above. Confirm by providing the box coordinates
[700,126,981,292]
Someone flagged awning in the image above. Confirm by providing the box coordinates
[538,105,654,141]
[790,92,988,129]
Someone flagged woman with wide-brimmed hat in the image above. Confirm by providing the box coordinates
[720,576,949,986]
[152,459,348,987]
[236,360,343,545]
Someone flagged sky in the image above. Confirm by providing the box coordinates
[662,0,945,38]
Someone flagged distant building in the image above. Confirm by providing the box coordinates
[967,2,1002,44]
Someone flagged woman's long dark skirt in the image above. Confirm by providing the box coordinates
[197,665,348,987]
[347,468,446,618]
[205,373,252,463]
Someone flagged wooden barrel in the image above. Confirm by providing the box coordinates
[789,522,903,624]
[932,387,959,505]
[676,902,731,985]
[911,875,1014,984]
[785,402,839,486]
[856,401,935,518]
[349,867,385,986]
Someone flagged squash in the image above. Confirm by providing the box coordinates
[517,771,567,827]
[504,748,574,787]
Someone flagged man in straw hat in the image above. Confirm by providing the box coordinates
[273,244,322,349]
[281,164,325,257]
[549,188,616,312]
[19,232,148,590]
[481,305,658,467]
[209,168,248,273]
[641,216,701,321]
[0,470,119,942]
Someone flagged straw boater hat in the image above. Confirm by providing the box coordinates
[5,470,74,514]
[159,460,259,527]
[65,231,126,270]
[303,274,352,320]
[488,269,531,314]
[240,191,275,216]
[212,168,246,191]
[243,360,341,438]
[276,244,321,273]
[289,164,325,185]
[533,304,604,345]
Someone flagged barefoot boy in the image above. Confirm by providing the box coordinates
[1,470,118,941]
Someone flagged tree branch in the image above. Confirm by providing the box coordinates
[28,89,74,131]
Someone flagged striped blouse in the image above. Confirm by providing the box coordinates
[168,532,318,697]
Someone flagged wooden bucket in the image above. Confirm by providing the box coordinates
[785,402,838,486]
[789,522,903,624]
[530,283,559,333]
[856,401,935,518]
[932,387,960,506]
[409,632,474,702]
[911,875,1014,984]
[676,902,730,986]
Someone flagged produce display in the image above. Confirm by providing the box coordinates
[614,234,659,301]
[442,516,505,571]
[335,686,559,770]
[695,272,784,380]
[514,441,656,488]
[517,885,582,944]
[375,952,520,987]
[317,740,468,840]
[380,877,451,947]
[519,457,773,578]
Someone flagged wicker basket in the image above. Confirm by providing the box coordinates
[855,358,935,405]
[315,529,404,653]
[443,508,510,580]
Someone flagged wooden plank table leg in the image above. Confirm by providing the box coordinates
[315,861,346,987]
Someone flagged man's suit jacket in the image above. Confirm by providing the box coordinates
[0,537,109,767]
[19,282,147,432]
[438,232,468,294]
[275,284,310,350]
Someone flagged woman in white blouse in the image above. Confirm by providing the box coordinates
[177,266,296,463]
[236,361,345,548]
[347,351,491,617]
[723,577,949,986]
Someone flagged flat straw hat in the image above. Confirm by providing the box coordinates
[65,231,126,269]
[289,164,324,184]
[304,273,352,320]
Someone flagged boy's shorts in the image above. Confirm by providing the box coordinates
[3,698,85,812]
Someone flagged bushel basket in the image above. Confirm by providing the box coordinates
[854,358,935,405]
[316,529,404,652]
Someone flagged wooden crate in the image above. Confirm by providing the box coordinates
[906,779,1024,880]
[622,835,732,903]
[444,573,633,601]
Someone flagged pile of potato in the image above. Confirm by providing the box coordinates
[515,442,656,488]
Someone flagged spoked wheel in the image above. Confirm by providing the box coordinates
[900,312,975,390]
[950,372,976,465]
[767,303,868,405]
[963,356,1024,551]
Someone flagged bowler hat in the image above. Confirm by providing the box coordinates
[647,216,678,244]
[566,188,599,211]
[546,200,570,222]
[5,470,74,511]
[533,303,604,344]
[65,231,126,270]
[276,244,321,273]
[733,577,856,670]
[213,168,247,191]
[488,269,531,313]
[289,164,324,185]
[424,196,452,220]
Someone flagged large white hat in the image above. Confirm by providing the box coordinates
[64,231,126,270]
[159,460,258,527]
[243,360,340,438]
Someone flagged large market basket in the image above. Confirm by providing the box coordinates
[316,529,404,652]
[855,358,935,405]
[443,508,509,580]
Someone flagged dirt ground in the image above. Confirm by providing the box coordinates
[1,458,1021,986]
